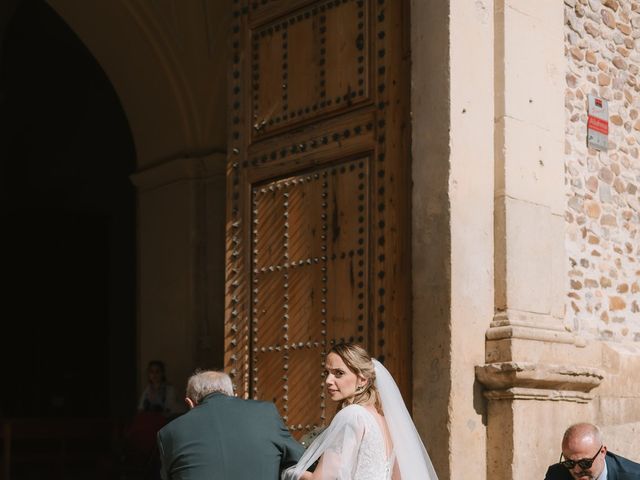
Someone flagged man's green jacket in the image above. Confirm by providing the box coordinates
[158,392,304,480]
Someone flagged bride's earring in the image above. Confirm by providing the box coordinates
[356,384,365,392]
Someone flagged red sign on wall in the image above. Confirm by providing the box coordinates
[587,95,608,151]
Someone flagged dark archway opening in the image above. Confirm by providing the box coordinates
[1,0,137,477]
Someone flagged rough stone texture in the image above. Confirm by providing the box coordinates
[565,0,640,343]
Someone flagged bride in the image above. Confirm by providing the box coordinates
[282,343,438,480]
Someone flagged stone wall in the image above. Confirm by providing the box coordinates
[565,0,640,342]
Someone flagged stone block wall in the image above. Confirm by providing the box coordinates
[565,0,640,342]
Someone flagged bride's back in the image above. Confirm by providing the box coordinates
[349,404,395,480]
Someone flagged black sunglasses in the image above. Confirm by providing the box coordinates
[559,445,603,470]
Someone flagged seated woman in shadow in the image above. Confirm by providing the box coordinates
[123,360,182,478]
[137,360,180,416]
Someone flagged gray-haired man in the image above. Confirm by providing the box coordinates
[157,370,303,480]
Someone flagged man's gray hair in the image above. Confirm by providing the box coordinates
[186,370,234,404]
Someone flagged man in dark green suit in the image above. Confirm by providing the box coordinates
[545,423,640,480]
[157,370,304,480]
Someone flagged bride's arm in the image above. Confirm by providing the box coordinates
[391,458,401,480]
[299,457,325,480]
[289,406,365,480]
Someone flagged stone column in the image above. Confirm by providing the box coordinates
[412,1,495,478]
[476,2,603,479]
[131,153,226,396]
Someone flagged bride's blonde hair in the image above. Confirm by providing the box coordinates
[330,343,381,411]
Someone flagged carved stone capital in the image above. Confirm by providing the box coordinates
[483,387,595,404]
[488,310,585,346]
[476,361,604,402]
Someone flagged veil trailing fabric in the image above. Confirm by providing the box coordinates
[372,359,439,480]
[281,359,438,480]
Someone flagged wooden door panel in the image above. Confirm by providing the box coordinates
[287,18,318,115]
[287,347,324,431]
[250,0,371,141]
[253,270,287,346]
[253,350,286,408]
[227,0,410,435]
[287,177,324,262]
[253,31,285,129]
[323,0,366,103]
[254,188,287,269]
[287,266,324,342]
[326,158,367,258]
[326,255,366,343]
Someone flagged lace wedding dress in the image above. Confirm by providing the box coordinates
[346,405,394,480]
[282,404,392,480]
[282,360,438,480]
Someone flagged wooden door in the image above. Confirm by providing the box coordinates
[225,0,410,437]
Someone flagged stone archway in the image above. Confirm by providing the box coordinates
[46,0,232,395]
[0,0,137,420]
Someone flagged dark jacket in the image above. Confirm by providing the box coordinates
[157,393,303,480]
[545,451,640,480]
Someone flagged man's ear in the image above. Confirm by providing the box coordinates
[185,397,195,409]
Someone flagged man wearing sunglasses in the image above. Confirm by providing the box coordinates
[544,423,640,480]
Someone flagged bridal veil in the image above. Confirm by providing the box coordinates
[281,358,438,480]
[373,359,439,480]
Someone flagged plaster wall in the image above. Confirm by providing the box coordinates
[411,0,493,478]
[448,1,494,479]
[132,154,226,399]
[136,177,197,398]
[410,0,452,476]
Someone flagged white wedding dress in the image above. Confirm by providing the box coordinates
[282,360,439,480]
[345,405,394,480]
[282,404,392,480]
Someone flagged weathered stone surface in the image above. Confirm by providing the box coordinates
[598,167,615,183]
[565,1,640,346]
[585,21,601,38]
[586,200,602,218]
[617,46,630,57]
[613,56,628,69]
[599,72,612,86]
[609,296,627,310]
[602,9,617,28]
[569,195,584,212]
[617,23,632,35]
[571,46,586,61]
[585,278,600,288]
